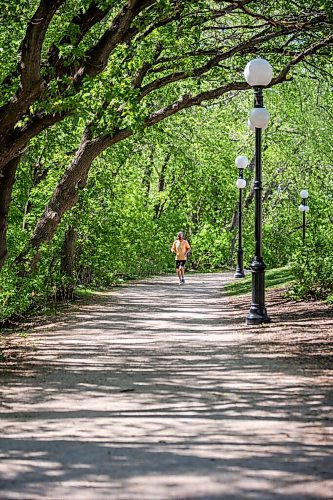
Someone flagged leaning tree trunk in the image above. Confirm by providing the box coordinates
[15,126,133,273]
[15,128,100,272]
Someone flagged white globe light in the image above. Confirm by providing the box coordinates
[244,58,273,87]
[304,205,310,212]
[249,107,270,129]
[300,189,309,199]
[248,116,267,131]
[235,156,248,169]
[248,118,255,132]
[299,204,306,212]
[236,178,247,189]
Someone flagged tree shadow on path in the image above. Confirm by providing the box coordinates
[0,273,332,499]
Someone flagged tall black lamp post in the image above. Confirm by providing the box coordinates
[299,189,309,241]
[234,155,248,278]
[244,58,272,325]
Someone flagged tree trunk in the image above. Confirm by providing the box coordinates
[154,151,170,218]
[60,225,78,299]
[142,146,154,199]
[228,208,239,265]
[0,157,20,269]
[61,225,77,276]
[16,129,98,270]
[23,140,49,231]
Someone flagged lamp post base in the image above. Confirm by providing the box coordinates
[246,305,270,325]
[234,268,245,278]
[246,257,270,325]
[234,247,245,279]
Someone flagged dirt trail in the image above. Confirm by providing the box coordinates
[0,273,332,499]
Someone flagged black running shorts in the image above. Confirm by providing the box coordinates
[176,260,186,269]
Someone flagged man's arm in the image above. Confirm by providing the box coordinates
[185,241,191,256]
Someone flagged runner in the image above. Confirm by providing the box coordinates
[171,231,191,285]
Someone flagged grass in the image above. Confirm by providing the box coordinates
[224,266,295,296]
[75,287,98,298]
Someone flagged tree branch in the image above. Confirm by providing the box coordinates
[0,112,68,171]
[73,0,156,83]
[20,0,65,87]
[139,27,291,99]
[237,3,329,29]
[48,1,112,78]
[272,33,333,85]
[0,0,65,134]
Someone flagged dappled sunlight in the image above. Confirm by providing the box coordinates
[1,273,332,498]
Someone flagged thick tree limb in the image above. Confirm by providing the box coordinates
[73,0,155,83]
[48,2,112,78]
[0,0,65,135]
[20,0,65,88]
[0,112,68,170]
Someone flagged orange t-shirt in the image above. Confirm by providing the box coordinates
[171,239,190,260]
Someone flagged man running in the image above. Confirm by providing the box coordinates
[171,231,191,285]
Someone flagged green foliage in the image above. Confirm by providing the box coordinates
[190,226,232,270]
[1,1,333,321]
[0,252,60,322]
[290,225,333,301]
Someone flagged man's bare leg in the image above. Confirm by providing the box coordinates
[180,266,185,283]
[177,268,182,283]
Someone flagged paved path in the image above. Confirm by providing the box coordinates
[0,273,332,499]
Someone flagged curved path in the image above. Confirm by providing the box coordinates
[1,273,332,499]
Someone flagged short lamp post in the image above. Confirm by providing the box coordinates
[244,58,272,325]
[234,155,248,278]
[299,190,309,241]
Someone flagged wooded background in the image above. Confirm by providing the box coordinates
[0,0,332,320]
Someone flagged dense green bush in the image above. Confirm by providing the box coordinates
[190,225,233,270]
[0,256,61,322]
[290,224,333,301]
